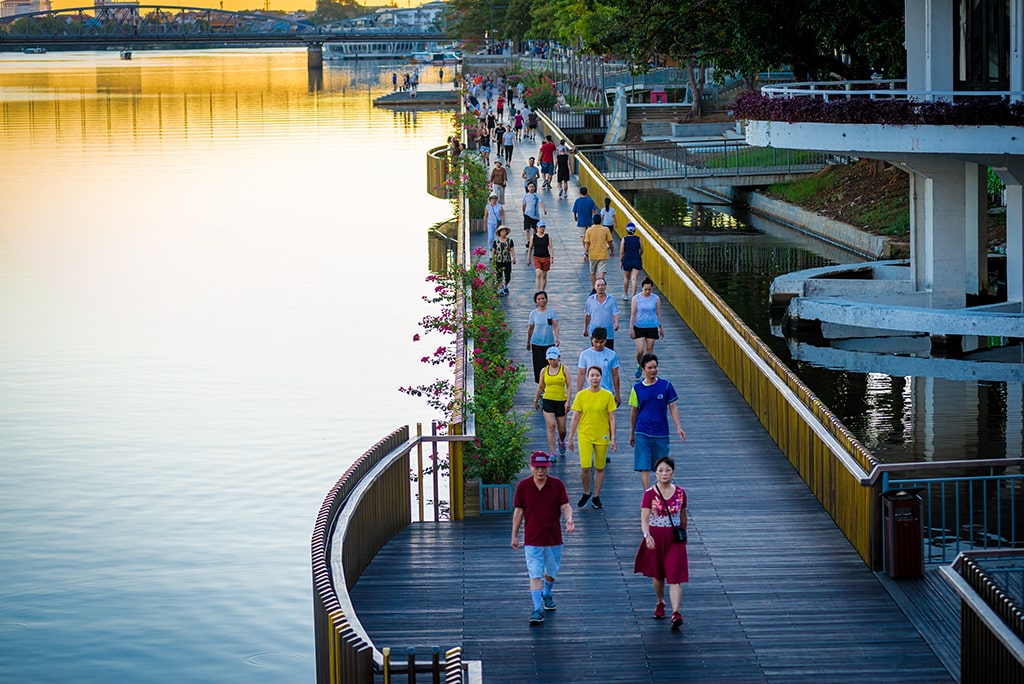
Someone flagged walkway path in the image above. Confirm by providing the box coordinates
[350,118,953,683]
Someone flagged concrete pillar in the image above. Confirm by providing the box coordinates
[1011,0,1024,97]
[964,163,988,296]
[924,0,955,97]
[307,43,323,70]
[905,0,927,92]
[993,161,1024,307]
[904,158,968,308]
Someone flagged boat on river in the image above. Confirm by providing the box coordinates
[22,47,46,54]
[409,51,462,65]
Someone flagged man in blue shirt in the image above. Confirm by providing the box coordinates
[576,326,620,407]
[572,186,598,232]
[629,353,686,489]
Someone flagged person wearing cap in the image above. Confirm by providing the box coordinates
[489,159,508,205]
[491,225,516,297]
[534,346,570,460]
[512,451,574,625]
[620,222,644,299]
[567,365,617,510]
[527,220,553,291]
[483,192,504,250]
[521,180,547,244]
[526,290,560,382]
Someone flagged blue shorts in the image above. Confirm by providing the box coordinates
[540,161,554,175]
[633,433,670,471]
[479,144,491,153]
[524,544,563,579]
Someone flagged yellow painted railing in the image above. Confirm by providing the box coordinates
[427,144,452,199]
[536,111,882,567]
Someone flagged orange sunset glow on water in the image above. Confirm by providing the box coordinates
[46,0,427,14]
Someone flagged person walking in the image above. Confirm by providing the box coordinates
[521,157,540,192]
[527,220,553,291]
[534,347,570,460]
[629,354,685,489]
[521,181,547,244]
[502,126,516,166]
[513,109,524,141]
[600,196,617,230]
[483,192,504,250]
[527,109,538,141]
[555,139,572,198]
[633,456,688,629]
[567,366,617,510]
[629,276,663,378]
[576,326,620,405]
[572,186,598,235]
[491,225,516,297]
[512,451,574,625]
[489,160,508,204]
[583,277,620,350]
[527,290,560,383]
[620,222,644,299]
[539,135,556,189]
[584,214,614,292]
[478,121,491,166]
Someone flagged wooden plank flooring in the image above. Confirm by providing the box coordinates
[350,131,956,683]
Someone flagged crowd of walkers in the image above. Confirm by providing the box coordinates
[456,72,693,631]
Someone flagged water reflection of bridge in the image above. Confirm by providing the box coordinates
[0,6,444,66]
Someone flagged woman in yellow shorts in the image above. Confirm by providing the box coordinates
[567,365,617,510]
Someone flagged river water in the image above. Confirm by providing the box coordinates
[632,189,1024,465]
[0,49,452,682]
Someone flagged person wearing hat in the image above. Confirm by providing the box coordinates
[491,225,516,297]
[534,346,570,460]
[483,192,504,250]
[620,221,644,299]
[512,451,574,625]
[489,159,508,205]
[527,219,553,291]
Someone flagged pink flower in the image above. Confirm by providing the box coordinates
[473,247,487,256]
[412,334,420,342]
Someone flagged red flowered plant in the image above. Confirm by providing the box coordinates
[400,248,528,484]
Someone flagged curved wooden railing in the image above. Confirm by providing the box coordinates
[534,111,882,567]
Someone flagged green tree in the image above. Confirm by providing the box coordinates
[311,0,362,26]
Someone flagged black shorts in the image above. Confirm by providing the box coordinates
[633,326,659,340]
[541,398,567,417]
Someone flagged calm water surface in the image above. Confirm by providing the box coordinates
[632,189,1024,464]
[0,49,452,682]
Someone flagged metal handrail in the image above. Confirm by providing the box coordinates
[761,80,1024,101]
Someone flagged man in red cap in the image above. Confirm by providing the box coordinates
[511,451,574,624]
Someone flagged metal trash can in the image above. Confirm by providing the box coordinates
[583,109,601,128]
[882,489,924,579]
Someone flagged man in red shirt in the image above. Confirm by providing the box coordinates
[538,135,557,189]
[511,451,574,624]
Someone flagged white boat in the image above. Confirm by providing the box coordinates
[22,47,46,54]
[410,51,462,65]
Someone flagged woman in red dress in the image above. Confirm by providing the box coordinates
[634,455,688,629]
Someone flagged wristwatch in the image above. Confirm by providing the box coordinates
[642,532,649,539]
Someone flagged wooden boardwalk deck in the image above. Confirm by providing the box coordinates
[350,130,956,682]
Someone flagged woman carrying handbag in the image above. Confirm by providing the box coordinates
[634,456,689,629]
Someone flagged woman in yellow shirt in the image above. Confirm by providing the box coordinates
[567,366,617,509]
[534,347,570,462]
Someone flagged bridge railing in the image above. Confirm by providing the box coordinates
[941,550,1024,684]
[533,111,881,566]
[574,141,833,181]
[311,425,480,684]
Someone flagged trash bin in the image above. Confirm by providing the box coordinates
[882,489,924,579]
[583,109,601,129]
[650,89,667,104]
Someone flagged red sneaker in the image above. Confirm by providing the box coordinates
[653,602,666,619]
[670,612,683,629]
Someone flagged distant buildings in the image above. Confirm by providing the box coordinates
[0,0,51,18]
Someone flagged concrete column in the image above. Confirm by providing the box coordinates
[924,0,955,97]
[964,162,988,296]
[1011,0,1024,97]
[307,43,323,70]
[994,161,1024,307]
[905,0,927,92]
[903,158,968,308]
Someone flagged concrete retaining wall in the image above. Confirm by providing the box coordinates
[742,191,896,259]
